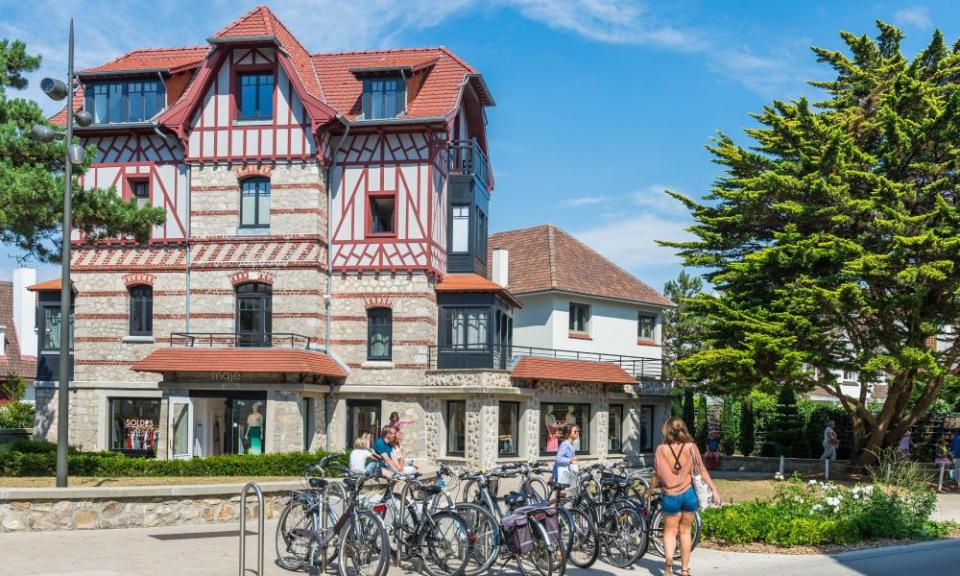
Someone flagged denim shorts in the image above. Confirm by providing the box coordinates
[661,486,698,515]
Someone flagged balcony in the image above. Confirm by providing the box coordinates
[169,332,314,349]
[448,138,491,191]
[427,344,665,382]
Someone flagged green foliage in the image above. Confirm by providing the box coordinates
[0,39,165,262]
[762,387,806,457]
[681,388,695,433]
[720,396,738,455]
[0,402,34,429]
[867,447,934,488]
[662,271,707,386]
[702,478,951,547]
[738,398,756,456]
[0,441,346,477]
[661,22,960,461]
[0,374,26,402]
[695,394,709,449]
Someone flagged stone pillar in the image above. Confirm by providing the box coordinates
[33,387,57,443]
[305,394,328,452]
[522,397,541,461]
[156,392,169,460]
[266,390,304,454]
[465,397,499,469]
[423,398,441,461]
[594,392,609,460]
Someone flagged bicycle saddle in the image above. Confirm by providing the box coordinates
[309,478,328,489]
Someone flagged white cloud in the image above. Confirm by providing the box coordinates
[573,212,692,272]
[563,196,606,207]
[632,184,689,216]
[893,7,932,30]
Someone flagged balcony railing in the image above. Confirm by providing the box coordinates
[169,332,313,349]
[427,343,665,381]
[448,138,491,191]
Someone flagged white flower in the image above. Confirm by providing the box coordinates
[864,485,874,495]
[811,504,823,513]
[808,479,818,485]
[825,496,840,507]
[775,472,784,480]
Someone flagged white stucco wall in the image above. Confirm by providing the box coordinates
[512,292,664,359]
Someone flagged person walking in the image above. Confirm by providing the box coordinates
[649,417,721,576]
[935,434,953,491]
[820,420,839,461]
[898,430,912,458]
[552,424,579,485]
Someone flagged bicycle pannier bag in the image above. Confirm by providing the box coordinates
[502,512,533,554]
[538,508,560,543]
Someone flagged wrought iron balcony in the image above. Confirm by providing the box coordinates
[427,343,665,381]
[448,138,491,191]
[169,332,314,349]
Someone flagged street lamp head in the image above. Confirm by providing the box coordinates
[74,110,93,127]
[67,143,86,165]
[29,124,59,143]
[40,78,70,101]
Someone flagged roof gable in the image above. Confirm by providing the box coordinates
[488,225,672,307]
[0,282,37,381]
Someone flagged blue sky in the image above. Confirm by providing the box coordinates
[0,1,955,292]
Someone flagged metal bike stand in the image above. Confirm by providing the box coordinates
[239,481,265,576]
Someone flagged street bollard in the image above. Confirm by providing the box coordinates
[779,455,785,476]
[824,458,830,481]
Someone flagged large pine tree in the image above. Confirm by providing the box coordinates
[0,39,164,262]
[664,22,960,463]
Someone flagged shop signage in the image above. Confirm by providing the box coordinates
[124,418,156,431]
[212,371,242,381]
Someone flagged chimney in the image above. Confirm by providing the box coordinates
[492,248,509,287]
[12,268,37,357]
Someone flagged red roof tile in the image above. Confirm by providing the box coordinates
[510,357,636,385]
[0,282,37,381]
[26,279,61,292]
[436,273,521,307]
[132,348,347,378]
[488,225,672,307]
[81,46,208,74]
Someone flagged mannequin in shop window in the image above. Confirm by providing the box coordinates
[246,403,264,455]
[545,406,559,452]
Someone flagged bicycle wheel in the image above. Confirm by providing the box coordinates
[275,498,311,570]
[337,509,389,576]
[515,518,556,576]
[649,510,700,559]
[599,505,645,568]
[560,506,599,569]
[418,510,472,576]
[523,477,550,503]
[455,503,500,576]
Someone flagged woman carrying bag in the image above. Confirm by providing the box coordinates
[649,417,722,576]
[553,424,579,487]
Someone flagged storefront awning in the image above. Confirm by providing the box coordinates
[510,357,637,385]
[132,348,348,378]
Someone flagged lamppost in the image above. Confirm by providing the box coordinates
[29,19,93,488]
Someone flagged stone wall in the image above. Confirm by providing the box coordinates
[0,492,287,532]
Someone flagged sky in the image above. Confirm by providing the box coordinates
[0,0,956,293]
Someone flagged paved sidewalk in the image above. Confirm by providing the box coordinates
[2,519,959,576]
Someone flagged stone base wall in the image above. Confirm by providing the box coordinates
[0,493,287,533]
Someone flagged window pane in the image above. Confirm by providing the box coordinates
[498,402,519,456]
[108,83,124,122]
[541,403,590,454]
[370,196,395,234]
[451,205,469,252]
[240,79,257,119]
[447,401,465,455]
[171,403,189,457]
[128,82,145,122]
[43,307,62,351]
[367,308,392,360]
[143,82,161,118]
[257,184,271,226]
[110,399,160,455]
[94,85,108,123]
[257,75,273,118]
[638,315,655,340]
[241,193,257,226]
[609,404,623,453]
[640,406,654,452]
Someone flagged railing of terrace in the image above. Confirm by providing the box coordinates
[169,332,313,349]
[448,138,491,191]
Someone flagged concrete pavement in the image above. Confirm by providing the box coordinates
[2,517,959,576]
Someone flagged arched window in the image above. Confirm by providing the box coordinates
[367,307,392,361]
[240,177,270,228]
[129,285,153,336]
[236,282,272,347]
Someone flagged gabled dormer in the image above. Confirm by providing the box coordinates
[348,59,436,120]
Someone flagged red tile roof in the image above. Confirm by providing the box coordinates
[0,282,37,382]
[80,46,208,74]
[132,348,347,378]
[488,225,672,307]
[435,273,521,307]
[26,279,61,292]
[510,357,636,385]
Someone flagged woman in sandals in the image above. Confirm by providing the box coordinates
[649,417,721,576]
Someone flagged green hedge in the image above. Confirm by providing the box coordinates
[0,440,345,477]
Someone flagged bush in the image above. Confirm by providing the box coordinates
[738,399,756,457]
[695,394,709,450]
[701,477,951,547]
[0,441,346,477]
[761,387,805,457]
[720,397,737,456]
[0,402,34,429]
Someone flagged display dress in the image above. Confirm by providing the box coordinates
[248,422,263,454]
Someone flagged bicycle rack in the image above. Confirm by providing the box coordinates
[239,481,265,576]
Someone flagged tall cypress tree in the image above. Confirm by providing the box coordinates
[720,396,737,455]
[662,22,960,463]
[762,387,805,457]
[738,398,756,457]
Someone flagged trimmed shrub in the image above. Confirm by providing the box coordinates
[761,387,805,457]
[695,394,709,450]
[738,399,756,456]
[720,397,737,455]
[682,388,695,433]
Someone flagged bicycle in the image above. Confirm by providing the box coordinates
[646,491,702,559]
[276,455,347,572]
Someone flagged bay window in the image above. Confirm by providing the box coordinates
[84,79,165,124]
[442,307,488,351]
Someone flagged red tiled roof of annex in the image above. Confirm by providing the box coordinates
[488,225,672,307]
[53,5,485,125]
[0,282,37,389]
[132,348,347,378]
[436,273,521,307]
[510,357,636,385]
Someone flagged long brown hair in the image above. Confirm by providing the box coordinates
[661,416,694,445]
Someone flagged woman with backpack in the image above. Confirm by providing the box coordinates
[649,417,721,576]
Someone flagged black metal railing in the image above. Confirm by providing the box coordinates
[448,138,491,190]
[426,343,665,381]
[169,332,313,349]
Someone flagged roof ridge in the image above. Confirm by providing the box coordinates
[125,46,209,53]
[435,45,475,73]
[311,46,446,57]
[213,4,265,38]
[546,225,558,289]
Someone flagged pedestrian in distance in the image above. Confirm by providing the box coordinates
[951,430,960,488]
[820,420,840,461]
[898,430,912,458]
[935,434,953,491]
[649,416,722,576]
[553,423,579,485]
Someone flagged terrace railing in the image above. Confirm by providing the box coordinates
[169,332,313,349]
[448,138,491,191]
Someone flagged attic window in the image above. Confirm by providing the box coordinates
[362,77,405,119]
[84,80,164,124]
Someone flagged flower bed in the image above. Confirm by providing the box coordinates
[702,478,952,547]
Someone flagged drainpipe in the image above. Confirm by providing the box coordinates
[324,115,350,354]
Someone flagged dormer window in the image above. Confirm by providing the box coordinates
[362,77,405,119]
[238,72,274,120]
[84,79,165,124]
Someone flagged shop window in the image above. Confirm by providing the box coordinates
[540,403,590,454]
[638,314,656,341]
[109,398,160,457]
[447,400,466,456]
[240,177,271,228]
[498,401,519,457]
[346,400,381,448]
[128,285,153,336]
[236,282,272,347]
[238,72,274,120]
[609,404,624,453]
[40,305,73,351]
[441,307,488,351]
[569,302,590,333]
[368,194,396,235]
[639,405,655,452]
[367,307,392,361]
